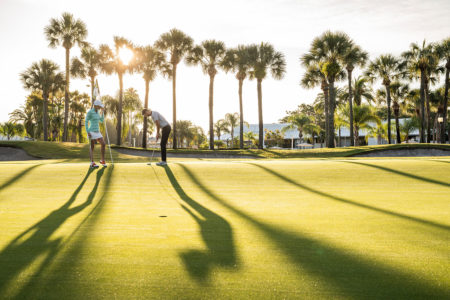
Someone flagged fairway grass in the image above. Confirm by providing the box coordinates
[0,158,449,299]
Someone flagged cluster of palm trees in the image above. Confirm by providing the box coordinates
[11,13,449,149]
[15,12,287,150]
[301,31,449,147]
[214,112,250,148]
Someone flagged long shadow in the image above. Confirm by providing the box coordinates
[163,166,238,284]
[249,163,449,232]
[344,161,450,188]
[177,163,450,299]
[12,166,115,299]
[0,167,105,297]
[0,164,41,192]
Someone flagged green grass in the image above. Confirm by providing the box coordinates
[1,140,449,161]
[0,158,449,299]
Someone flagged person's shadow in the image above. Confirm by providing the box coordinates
[0,168,105,295]
[163,166,238,284]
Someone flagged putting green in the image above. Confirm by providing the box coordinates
[0,158,449,299]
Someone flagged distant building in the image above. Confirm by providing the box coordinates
[219,119,422,148]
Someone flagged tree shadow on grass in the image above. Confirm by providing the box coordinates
[0,164,42,192]
[177,163,450,299]
[163,166,238,284]
[0,167,105,298]
[248,163,449,232]
[343,161,450,188]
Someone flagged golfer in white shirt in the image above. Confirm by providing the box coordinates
[142,108,171,166]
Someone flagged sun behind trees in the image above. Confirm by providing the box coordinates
[9,12,449,147]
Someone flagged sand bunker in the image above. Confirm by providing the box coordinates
[0,147,39,161]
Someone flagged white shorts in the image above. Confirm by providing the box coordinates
[89,132,103,140]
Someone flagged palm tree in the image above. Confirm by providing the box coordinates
[135,45,167,148]
[342,44,368,146]
[244,131,257,147]
[248,42,286,149]
[300,65,330,146]
[221,45,253,149]
[342,104,380,146]
[366,54,405,144]
[123,88,142,145]
[402,41,436,143]
[350,76,374,106]
[70,46,103,104]
[400,117,420,143]
[436,38,450,143]
[155,28,193,149]
[0,122,24,140]
[20,59,65,141]
[186,40,226,150]
[282,114,314,144]
[214,119,229,141]
[100,36,134,145]
[302,31,351,148]
[224,112,240,148]
[44,12,88,142]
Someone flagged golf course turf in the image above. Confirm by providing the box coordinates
[0,144,449,298]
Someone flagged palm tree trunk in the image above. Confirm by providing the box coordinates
[338,126,341,147]
[395,109,401,144]
[327,80,335,148]
[90,76,95,106]
[209,74,215,150]
[321,81,329,147]
[63,47,70,142]
[142,79,150,148]
[355,126,359,146]
[257,78,264,149]
[172,64,178,149]
[425,77,431,143]
[43,94,49,141]
[385,84,392,144]
[239,78,244,149]
[347,69,355,146]
[419,69,426,143]
[442,63,449,143]
[117,73,123,145]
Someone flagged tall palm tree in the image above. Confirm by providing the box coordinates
[155,28,193,149]
[20,59,65,141]
[366,54,405,144]
[342,44,368,146]
[248,42,286,149]
[135,45,167,148]
[186,40,226,150]
[100,36,134,145]
[70,46,103,104]
[402,40,435,143]
[300,65,330,146]
[377,82,409,144]
[221,45,252,148]
[302,31,351,148]
[436,38,450,143]
[44,12,88,142]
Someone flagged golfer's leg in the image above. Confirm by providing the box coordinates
[99,138,105,161]
[90,140,95,162]
[161,126,170,162]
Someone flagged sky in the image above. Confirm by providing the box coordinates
[0,0,449,131]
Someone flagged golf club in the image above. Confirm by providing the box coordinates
[147,138,158,165]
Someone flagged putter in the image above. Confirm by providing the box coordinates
[147,138,158,165]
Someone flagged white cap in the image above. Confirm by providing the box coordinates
[94,99,104,108]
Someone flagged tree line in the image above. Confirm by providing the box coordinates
[8,13,449,148]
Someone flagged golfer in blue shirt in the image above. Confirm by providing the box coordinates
[85,99,107,168]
